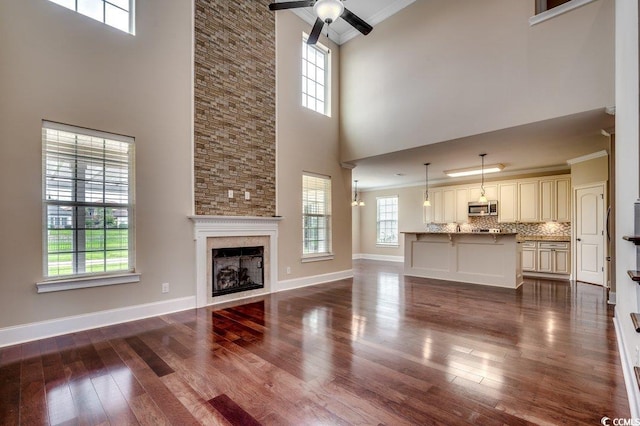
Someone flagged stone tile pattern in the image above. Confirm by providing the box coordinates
[194,0,276,216]
[427,215,571,237]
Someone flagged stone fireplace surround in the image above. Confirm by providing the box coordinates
[189,216,281,308]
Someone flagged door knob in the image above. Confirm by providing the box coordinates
[576,238,582,241]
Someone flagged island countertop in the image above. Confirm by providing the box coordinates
[402,231,523,289]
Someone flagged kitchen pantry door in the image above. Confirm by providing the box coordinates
[575,184,606,285]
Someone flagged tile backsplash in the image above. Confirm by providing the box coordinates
[426,216,571,237]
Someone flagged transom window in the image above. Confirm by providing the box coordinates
[302,173,332,257]
[43,121,135,279]
[377,196,399,246]
[302,35,330,116]
[48,0,135,34]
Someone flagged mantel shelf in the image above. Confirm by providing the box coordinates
[623,236,640,245]
[627,271,640,282]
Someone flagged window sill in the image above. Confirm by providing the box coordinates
[301,253,335,263]
[376,244,400,248]
[36,273,141,294]
[529,0,598,26]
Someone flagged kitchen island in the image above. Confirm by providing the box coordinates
[402,232,523,289]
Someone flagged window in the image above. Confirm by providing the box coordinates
[43,121,134,280]
[302,173,332,258]
[48,0,135,34]
[377,196,399,246]
[536,0,571,13]
[302,36,330,116]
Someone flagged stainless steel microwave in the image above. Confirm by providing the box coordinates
[468,201,498,216]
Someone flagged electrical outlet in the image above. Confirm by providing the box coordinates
[162,282,169,293]
[228,190,233,198]
[286,266,291,274]
[245,191,250,200]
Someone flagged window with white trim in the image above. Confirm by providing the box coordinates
[302,35,330,116]
[376,196,399,246]
[48,0,135,34]
[43,121,135,279]
[302,173,332,257]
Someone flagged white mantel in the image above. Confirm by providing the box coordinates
[189,215,282,307]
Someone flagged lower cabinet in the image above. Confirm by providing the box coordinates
[522,241,570,276]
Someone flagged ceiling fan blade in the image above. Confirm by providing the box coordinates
[307,18,324,45]
[341,7,373,35]
[269,1,315,11]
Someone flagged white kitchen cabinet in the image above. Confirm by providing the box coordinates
[540,177,571,222]
[432,189,444,223]
[518,181,539,222]
[524,241,571,275]
[521,242,537,271]
[498,183,517,223]
[455,188,469,223]
[469,184,497,202]
[443,188,456,223]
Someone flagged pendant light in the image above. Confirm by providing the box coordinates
[352,180,364,207]
[423,163,431,207]
[478,153,488,203]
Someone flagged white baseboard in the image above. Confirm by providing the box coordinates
[276,269,353,293]
[353,253,404,263]
[614,311,640,419]
[0,296,196,348]
[609,291,617,305]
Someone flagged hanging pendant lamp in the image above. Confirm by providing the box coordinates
[423,163,431,207]
[478,153,488,203]
[352,180,364,207]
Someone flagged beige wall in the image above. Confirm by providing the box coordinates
[0,0,194,327]
[571,155,609,187]
[275,12,352,280]
[340,0,615,161]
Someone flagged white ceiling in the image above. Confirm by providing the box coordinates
[350,109,614,190]
[288,0,416,45]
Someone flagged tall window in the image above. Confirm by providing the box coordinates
[377,196,399,246]
[302,173,332,256]
[43,121,134,278]
[302,36,330,116]
[48,0,135,34]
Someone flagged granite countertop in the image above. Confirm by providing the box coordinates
[402,231,518,236]
[517,235,571,242]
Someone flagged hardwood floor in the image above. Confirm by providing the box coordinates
[0,260,631,425]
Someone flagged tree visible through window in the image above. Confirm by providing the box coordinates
[48,0,135,34]
[43,121,134,278]
[302,36,329,115]
[302,173,331,256]
[377,196,399,245]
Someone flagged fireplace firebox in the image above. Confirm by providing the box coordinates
[212,246,264,296]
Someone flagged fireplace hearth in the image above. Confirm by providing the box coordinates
[212,246,264,296]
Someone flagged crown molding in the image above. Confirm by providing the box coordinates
[566,150,608,165]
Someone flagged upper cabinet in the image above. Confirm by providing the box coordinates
[518,181,539,222]
[469,184,498,202]
[540,177,571,222]
[498,183,518,223]
[455,188,469,224]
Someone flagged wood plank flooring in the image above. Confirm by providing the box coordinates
[0,260,631,425]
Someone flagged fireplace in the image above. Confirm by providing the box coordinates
[212,246,264,296]
[190,216,281,307]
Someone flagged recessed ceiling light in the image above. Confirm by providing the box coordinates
[395,173,405,176]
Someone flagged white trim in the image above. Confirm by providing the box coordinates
[566,150,608,165]
[276,269,353,293]
[608,291,616,304]
[0,296,195,348]
[190,216,281,308]
[353,253,404,263]
[529,0,599,26]
[614,313,640,419]
[42,120,134,144]
[522,271,570,280]
[338,0,416,44]
[36,272,141,293]
[301,253,335,263]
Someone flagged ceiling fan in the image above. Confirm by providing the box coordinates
[268,0,373,45]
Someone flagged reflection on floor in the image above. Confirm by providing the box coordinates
[0,259,630,424]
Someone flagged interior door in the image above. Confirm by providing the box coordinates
[575,185,605,285]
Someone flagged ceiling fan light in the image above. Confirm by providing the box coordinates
[314,0,344,23]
